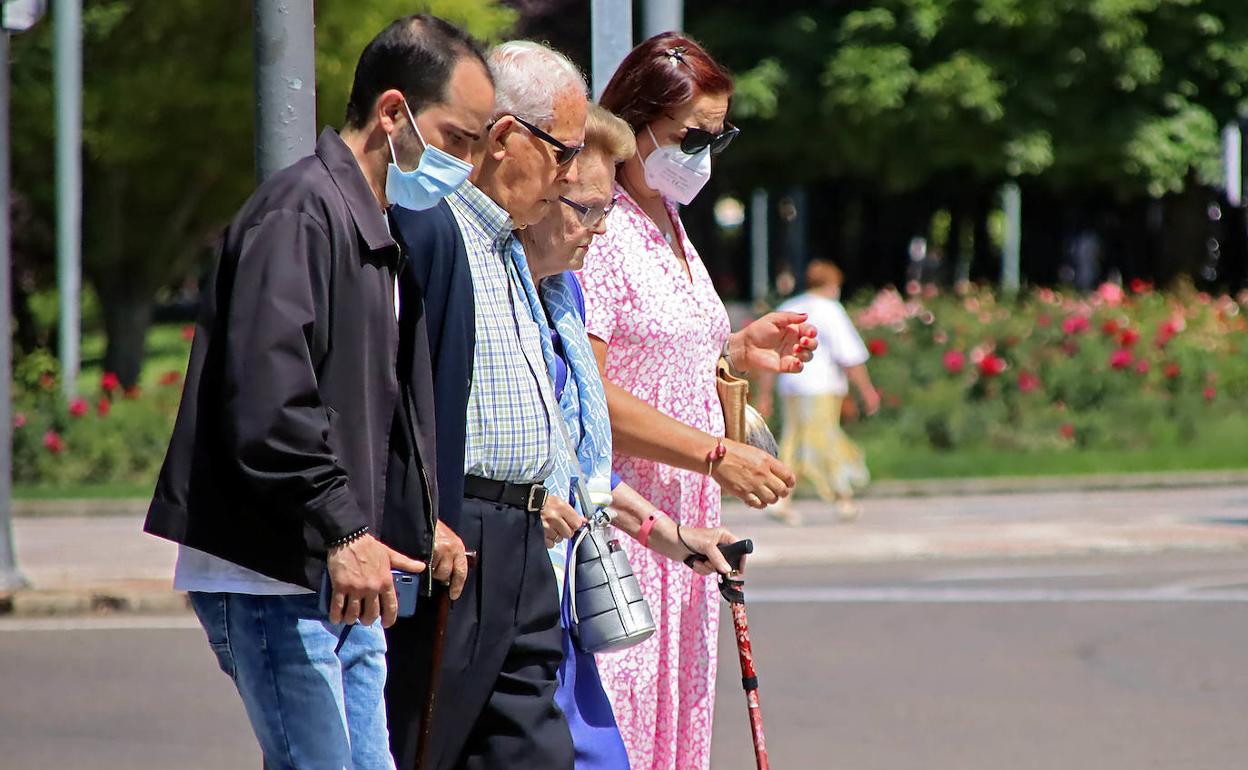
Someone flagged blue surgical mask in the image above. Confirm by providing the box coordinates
[385,99,473,211]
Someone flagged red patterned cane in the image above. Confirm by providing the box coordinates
[712,540,770,770]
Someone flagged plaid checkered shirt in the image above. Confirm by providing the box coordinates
[448,182,557,483]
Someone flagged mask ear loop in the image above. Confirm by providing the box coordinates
[387,98,428,173]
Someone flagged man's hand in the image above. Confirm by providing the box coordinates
[729,311,818,375]
[431,521,469,600]
[541,495,585,549]
[328,533,406,628]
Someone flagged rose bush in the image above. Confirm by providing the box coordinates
[838,281,1248,458]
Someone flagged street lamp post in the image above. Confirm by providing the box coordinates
[1,0,48,593]
[252,0,316,183]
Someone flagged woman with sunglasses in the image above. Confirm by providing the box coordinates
[578,33,817,770]
[516,104,743,770]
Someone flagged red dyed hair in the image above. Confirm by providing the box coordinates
[599,31,733,133]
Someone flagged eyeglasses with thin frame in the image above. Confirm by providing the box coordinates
[665,116,740,156]
[559,194,619,228]
[504,114,584,167]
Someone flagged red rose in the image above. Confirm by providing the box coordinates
[1017,371,1041,393]
[1109,349,1134,370]
[13,412,26,429]
[1134,359,1150,375]
[1129,278,1152,294]
[1163,362,1181,379]
[1060,424,1075,439]
[43,430,65,454]
[978,354,1007,377]
[68,398,89,418]
[1118,329,1140,348]
[1155,319,1180,348]
[943,350,966,374]
[1204,387,1217,402]
[181,325,196,341]
[158,370,183,387]
[1101,319,1120,336]
[101,372,121,393]
[1037,314,1052,328]
[39,372,55,391]
[867,339,888,357]
[1062,315,1089,335]
[97,398,111,417]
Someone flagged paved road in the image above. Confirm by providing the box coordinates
[3,552,1248,769]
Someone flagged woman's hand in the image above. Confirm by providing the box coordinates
[541,495,585,548]
[727,311,818,375]
[712,439,796,508]
[672,525,742,577]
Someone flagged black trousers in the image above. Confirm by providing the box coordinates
[386,497,573,770]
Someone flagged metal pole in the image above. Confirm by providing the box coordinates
[750,188,769,307]
[0,29,27,591]
[252,0,317,183]
[590,0,633,101]
[643,0,683,37]
[53,0,80,397]
[1001,182,1022,295]
[1224,123,1242,209]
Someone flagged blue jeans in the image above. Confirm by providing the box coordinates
[190,592,396,770]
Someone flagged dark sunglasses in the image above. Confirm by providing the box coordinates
[559,194,619,228]
[506,114,584,166]
[671,119,740,156]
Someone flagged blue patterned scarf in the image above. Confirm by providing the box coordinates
[507,240,613,514]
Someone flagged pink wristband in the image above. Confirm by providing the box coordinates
[637,512,660,549]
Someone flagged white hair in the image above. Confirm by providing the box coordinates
[487,40,587,127]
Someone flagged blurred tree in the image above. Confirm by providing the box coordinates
[10,0,515,387]
[688,0,1248,292]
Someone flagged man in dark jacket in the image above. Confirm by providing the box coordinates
[143,15,494,769]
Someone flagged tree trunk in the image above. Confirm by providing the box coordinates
[970,188,997,285]
[98,282,154,388]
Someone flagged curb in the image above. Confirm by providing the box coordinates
[0,588,189,618]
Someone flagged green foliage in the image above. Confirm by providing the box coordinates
[691,0,1248,194]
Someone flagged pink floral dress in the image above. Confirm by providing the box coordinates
[578,185,731,770]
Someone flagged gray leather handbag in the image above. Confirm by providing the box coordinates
[552,413,657,655]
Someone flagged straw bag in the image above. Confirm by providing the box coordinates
[716,356,779,456]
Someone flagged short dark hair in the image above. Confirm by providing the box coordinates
[344,14,490,129]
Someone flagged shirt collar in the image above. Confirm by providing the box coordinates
[451,180,514,245]
[315,128,398,257]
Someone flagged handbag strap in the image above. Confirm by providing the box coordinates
[549,409,640,630]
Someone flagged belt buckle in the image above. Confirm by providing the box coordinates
[527,485,548,513]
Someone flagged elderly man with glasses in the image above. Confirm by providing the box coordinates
[384,40,587,770]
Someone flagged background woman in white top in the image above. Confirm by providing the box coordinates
[758,260,881,523]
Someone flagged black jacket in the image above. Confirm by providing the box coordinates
[145,129,435,590]
[387,202,475,532]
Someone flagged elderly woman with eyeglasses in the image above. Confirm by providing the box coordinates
[576,33,819,770]
[514,104,742,770]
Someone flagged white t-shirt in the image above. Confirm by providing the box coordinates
[174,546,312,595]
[775,292,869,397]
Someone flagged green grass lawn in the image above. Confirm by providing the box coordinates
[853,412,1248,480]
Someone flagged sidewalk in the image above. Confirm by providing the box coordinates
[4,484,1248,616]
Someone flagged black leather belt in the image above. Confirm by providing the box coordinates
[463,475,548,513]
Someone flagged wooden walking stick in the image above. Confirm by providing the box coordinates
[415,550,477,770]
